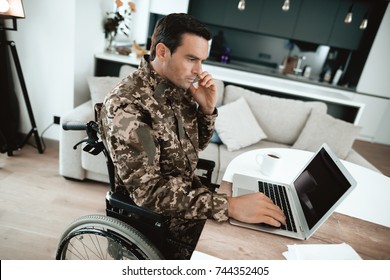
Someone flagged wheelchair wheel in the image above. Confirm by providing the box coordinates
[56,214,164,260]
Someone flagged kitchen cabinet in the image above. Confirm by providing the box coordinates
[292,0,341,45]
[188,0,226,26]
[190,0,299,36]
[189,0,371,49]
[189,0,264,32]
[223,0,264,32]
[328,0,370,50]
[257,0,302,38]
[189,0,375,51]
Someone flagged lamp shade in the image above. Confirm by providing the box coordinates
[0,0,25,19]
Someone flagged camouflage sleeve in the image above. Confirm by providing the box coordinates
[197,108,218,150]
[101,97,228,222]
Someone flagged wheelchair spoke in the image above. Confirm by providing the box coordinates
[56,215,164,260]
[67,234,104,260]
[86,230,106,259]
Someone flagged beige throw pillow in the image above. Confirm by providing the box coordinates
[215,97,267,151]
[223,85,327,145]
[88,76,121,109]
[119,65,137,78]
[292,111,361,159]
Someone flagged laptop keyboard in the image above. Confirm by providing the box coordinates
[258,181,297,232]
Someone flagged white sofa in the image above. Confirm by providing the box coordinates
[59,67,379,184]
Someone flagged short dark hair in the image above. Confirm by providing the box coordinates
[149,13,212,60]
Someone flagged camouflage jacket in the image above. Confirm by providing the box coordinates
[99,57,228,222]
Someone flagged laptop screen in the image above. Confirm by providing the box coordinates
[294,147,352,229]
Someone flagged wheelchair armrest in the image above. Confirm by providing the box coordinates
[196,158,215,171]
[196,158,218,191]
[106,191,168,225]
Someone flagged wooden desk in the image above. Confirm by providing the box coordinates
[196,181,390,260]
[194,148,390,260]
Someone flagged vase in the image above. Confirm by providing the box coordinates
[105,32,116,53]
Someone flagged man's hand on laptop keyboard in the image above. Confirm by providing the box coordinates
[227,193,286,227]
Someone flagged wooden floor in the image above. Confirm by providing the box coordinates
[0,141,107,260]
[0,139,389,260]
[353,140,390,177]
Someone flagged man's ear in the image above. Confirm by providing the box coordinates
[155,43,170,60]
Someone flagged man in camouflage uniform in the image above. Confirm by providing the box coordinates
[100,13,285,259]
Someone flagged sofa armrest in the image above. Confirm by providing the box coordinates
[59,100,95,180]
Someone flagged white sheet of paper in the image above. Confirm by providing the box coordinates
[283,243,362,260]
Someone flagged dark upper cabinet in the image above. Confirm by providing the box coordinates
[292,0,341,45]
[188,0,374,50]
[257,0,302,38]
[188,0,226,26]
[328,0,370,50]
[223,0,264,32]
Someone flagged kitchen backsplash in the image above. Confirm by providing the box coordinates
[207,25,330,81]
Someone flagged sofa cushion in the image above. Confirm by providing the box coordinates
[223,85,327,145]
[215,97,267,152]
[88,66,137,110]
[88,76,122,109]
[292,111,361,159]
[119,65,137,78]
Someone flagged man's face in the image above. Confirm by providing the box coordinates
[161,33,209,90]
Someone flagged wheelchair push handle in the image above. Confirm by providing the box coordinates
[62,122,87,131]
[62,121,100,134]
[63,121,102,151]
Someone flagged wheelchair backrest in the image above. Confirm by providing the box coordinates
[94,103,117,193]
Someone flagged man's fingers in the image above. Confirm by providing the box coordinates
[197,72,214,87]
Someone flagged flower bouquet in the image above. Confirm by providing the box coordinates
[103,0,136,53]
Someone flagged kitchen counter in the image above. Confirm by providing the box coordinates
[202,61,364,124]
[205,59,355,93]
[94,52,365,124]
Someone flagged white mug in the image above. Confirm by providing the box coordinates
[256,152,281,176]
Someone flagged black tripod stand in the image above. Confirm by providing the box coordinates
[6,40,43,154]
[0,1,42,155]
[0,31,43,155]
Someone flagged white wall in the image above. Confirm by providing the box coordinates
[375,102,390,144]
[74,0,112,107]
[356,4,390,144]
[8,0,76,141]
[149,0,189,15]
[7,0,116,140]
[357,4,390,99]
[132,0,153,45]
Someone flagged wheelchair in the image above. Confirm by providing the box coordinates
[56,117,218,260]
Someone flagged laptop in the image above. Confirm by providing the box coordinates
[230,143,357,240]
